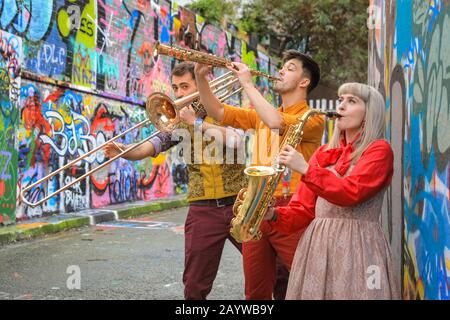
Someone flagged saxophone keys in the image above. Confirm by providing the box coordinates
[237,188,247,200]
[254,230,263,241]
[232,202,242,215]
[269,198,276,207]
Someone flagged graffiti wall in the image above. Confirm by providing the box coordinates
[16,80,178,218]
[369,0,450,300]
[0,0,279,222]
[0,30,21,224]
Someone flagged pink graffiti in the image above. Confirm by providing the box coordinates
[90,163,171,208]
[150,163,173,198]
[98,0,119,15]
[217,32,227,57]
[112,26,128,41]
[137,0,152,14]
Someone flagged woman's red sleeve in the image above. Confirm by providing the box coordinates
[301,140,394,207]
[269,151,319,233]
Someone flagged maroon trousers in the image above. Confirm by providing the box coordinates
[183,203,242,300]
[183,202,290,300]
[243,196,302,300]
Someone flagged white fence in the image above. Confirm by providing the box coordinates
[309,99,339,111]
[309,99,339,144]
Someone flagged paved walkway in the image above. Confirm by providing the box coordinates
[0,196,188,246]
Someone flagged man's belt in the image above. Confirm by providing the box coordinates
[190,195,237,208]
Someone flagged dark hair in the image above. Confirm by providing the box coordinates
[282,50,320,93]
[171,61,195,79]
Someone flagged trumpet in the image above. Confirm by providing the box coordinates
[19,72,242,208]
[154,41,282,82]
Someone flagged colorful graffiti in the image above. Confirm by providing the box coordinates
[0,30,21,224]
[369,0,450,300]
[16,81,177,217]
[0,0,279,223]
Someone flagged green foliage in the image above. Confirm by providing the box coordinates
[187,0,240,26]
[237,3,267,35]
[239,0,369,88]
[187,0,369,88]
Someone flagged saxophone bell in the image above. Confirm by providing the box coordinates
[230,166,276,243]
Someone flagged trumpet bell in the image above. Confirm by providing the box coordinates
[146,92,179,132]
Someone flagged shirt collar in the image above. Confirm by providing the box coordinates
[279,100,308,114]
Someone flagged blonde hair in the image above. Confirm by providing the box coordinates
[327,83,386,162]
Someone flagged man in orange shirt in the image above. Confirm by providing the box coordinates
[194,50,325,300]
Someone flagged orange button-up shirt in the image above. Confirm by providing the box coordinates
[221,101,325,198]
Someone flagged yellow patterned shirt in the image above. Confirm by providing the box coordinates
[154,117,247,201]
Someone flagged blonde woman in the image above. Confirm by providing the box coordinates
[265,83,400,299]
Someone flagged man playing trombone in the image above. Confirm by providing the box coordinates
[104,62,246,300]
[194,51,325,300]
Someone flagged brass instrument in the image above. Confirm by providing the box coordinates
[20,42,280,208]
[230,109,341,243]
[154,41,282,82]
[146,71,241,132]
[19,72,241,208]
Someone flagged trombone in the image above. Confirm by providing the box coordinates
[20,43,279,207]
[20,72,241,208]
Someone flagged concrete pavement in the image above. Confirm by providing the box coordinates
[0,196,188,246]
[0,206,244,300]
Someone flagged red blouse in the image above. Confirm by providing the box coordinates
[270,137,394,234]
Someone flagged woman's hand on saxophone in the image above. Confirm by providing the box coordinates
[263,207,276,221]
[278,145,309,175]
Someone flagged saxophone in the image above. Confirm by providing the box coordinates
[230,109,341,243]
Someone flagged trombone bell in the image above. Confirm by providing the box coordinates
[146,92,179,132]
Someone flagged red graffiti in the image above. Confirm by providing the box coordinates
[90,173,110,193]
[0,180,5,197]
[90,164,163,205]
[22,95,51,134]
[43,89,64,103]
[21,95,52,166]
[138,42,153,76]
[90,103,115,133]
